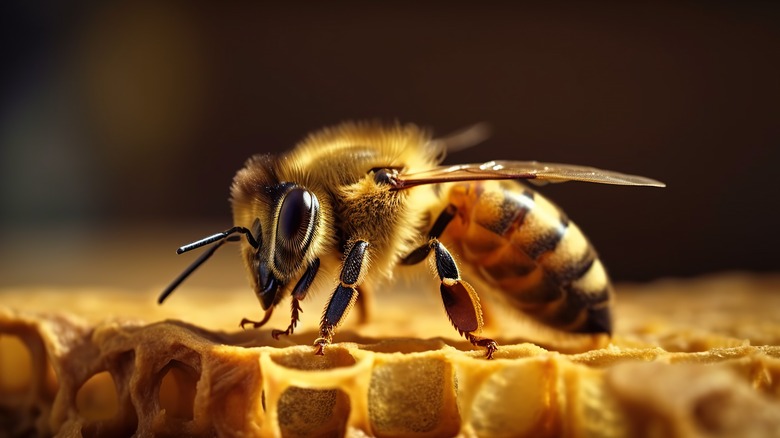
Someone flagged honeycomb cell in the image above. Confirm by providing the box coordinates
[0,334,32,394]
[265,348,358,436]
[159,359,199,420]
[464,358,559,437]
[270,346,358,370]
[277,386,350,437]
[368,356,459,437]
[76,371,119,421]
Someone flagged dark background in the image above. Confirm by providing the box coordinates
[1,2,778,285]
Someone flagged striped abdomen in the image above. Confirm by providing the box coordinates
[440,180,613,334]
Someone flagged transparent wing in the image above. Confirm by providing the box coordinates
[395,160,666,189]
[429,122,492,153]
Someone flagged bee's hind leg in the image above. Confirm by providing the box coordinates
[400,205,496,358]
[430,239,498,359]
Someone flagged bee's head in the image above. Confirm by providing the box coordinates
[230,155,324,309]
[157,154,325,311]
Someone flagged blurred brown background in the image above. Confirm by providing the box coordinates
[1,2,778,290]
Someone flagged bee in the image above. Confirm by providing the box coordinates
[159,121,664,359]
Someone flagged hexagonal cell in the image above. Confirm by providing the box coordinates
[368,357,459,437]
[265,348,357,436]
[277,387,350,437]
[0,334,33,395]
[467,359,559,437]
[362,338,449,355]
[159,359,199,421]
[0,330,61,437]
[0,333,36,435]
[77,367,142,436]
[76,371,119,421]
[269,346,357,370]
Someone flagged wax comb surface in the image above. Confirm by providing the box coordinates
[2,274,780,437]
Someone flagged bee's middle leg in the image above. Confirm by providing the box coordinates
[314,240,368,355]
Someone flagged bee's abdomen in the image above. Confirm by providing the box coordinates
[443,181,613,335]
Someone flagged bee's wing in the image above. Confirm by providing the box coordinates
[429,122,492,153]
[395,160,666,189]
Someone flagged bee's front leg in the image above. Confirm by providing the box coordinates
[239,307,275,329]
[272,258,320,339]
[431,239,498,359]
[314,240,369,355]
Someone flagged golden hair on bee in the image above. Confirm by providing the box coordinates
[160,121,664,359]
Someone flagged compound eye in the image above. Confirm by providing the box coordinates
[277,188,318,247]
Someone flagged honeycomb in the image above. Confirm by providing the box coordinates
[2,273,780,437]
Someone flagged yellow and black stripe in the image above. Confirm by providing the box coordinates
[441,180,613,335]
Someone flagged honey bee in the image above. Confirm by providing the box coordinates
[159,121,664,358]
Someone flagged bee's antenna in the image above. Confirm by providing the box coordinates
[158,226,259,304]
[176,226,258,254]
